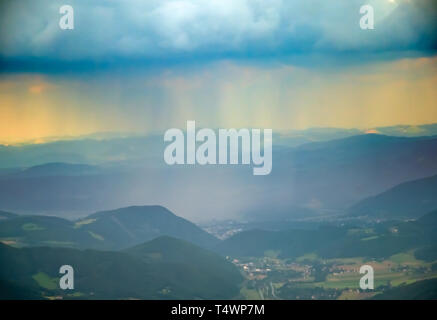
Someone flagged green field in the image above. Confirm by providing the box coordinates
[74,218,96,229]
[240,286,262,300]
[390,251,420,265]
[88,231,104,241]
[32,272,58,290]
[22,223,45,231]
[296,252,318,262]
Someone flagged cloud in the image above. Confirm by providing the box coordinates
[28,79,52,94]
[1,56,436,144]
[0,0,436,69]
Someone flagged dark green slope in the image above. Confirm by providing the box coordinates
[0,238,242,300]
[126,236,227,265]
[125,236,243,299]
[0,215,101,248]
[412,210,437,262]
[349,174,437,219]
[417,209,437,225]
[372,278,437,300]
[0,279,42,300]
[0,210,18,220]
[215,227,348,258]
[81,206,219,249]
[0,243,173,299]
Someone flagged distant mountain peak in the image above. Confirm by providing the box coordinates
[82,205,219,250]
[89,205,175,219]
[17,162,99,177]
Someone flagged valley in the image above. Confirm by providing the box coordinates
[1,131,437,300]
[1,205,437,300]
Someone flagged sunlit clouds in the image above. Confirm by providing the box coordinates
[1,56,436,144]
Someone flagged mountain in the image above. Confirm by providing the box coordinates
[255,134,437,219]
[348,174,437,219]
[375,123,437,138]
[0,206,219,250]
[0,135,165,168]
[0,238,242,299]
[80,206,219,249]
[1,134,437,220]
[2,125,436,168]
[274,128,362,148]
[12,163,101,177]
[125,236,242,298]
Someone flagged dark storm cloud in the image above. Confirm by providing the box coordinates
[0,0,436,72]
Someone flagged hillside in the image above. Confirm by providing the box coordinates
[0,215,101,248]
[0,206,219,250]
[348,174,437,219]
[81,206,219,249]
[0,239,242,299]
[215,211,437,260]
[125,236,242,298]
[417,209,437,225]
[0,211,18,220]
[372,278,437,300]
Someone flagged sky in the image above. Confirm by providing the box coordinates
[0,0,436,144]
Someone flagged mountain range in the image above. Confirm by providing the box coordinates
[1,133,437,221]
[1,204,436,300]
